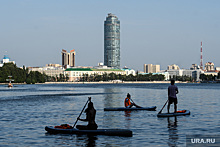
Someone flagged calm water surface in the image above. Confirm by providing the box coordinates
[0,83,219,147]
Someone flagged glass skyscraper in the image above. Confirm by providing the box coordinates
[104,13,120,69]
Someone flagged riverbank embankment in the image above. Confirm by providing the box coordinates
[43,81,188,84]
[0,81,189,85]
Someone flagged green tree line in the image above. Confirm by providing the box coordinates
[45,73,69,82]
[200,73,220,81]
[79,72,166,82]
[0,63,70,84]
[0,63,46,84]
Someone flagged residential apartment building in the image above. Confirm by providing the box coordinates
[167,64,180,70]
[205,62,215,71]
[144,64,160,73]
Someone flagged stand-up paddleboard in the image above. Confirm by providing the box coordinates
[157,110,190,117]
[104,106,156,111]
[45,126,132,137]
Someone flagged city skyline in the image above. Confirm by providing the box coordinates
[1,1,220,71]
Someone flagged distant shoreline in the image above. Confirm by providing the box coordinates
[42,81,188,84]
[0,81,190,85]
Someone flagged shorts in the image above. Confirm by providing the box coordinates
[168,97,178,105]
[76,123,98,130]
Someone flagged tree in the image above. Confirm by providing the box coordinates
[0,63,47,84]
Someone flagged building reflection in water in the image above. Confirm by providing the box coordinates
[103,87,122,108]
[167,116,179,147]
[103,87,133,129]
[102,87,124,128]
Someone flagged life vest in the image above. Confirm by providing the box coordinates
[55,124,73,129]
[176,110,186,113]
[124,97,131,107]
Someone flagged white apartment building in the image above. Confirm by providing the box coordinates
[166,69,203,81]
[167,64,180,70]
[28,65,64,77]
[203,72,218,76]
[205,62,215,71]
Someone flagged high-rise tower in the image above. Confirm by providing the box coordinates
[61,49,75,69]
[104,13,120,69]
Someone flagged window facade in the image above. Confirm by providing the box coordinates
[104,13,120,69]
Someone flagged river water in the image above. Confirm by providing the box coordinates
[0,83,219,147]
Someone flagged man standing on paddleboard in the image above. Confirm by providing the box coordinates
[167,79,179,113]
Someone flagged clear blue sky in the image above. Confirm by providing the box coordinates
[1,0,219,71]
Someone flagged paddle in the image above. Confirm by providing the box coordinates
[158,99,169,114]
[130,98,142,108]
[73,97,91,128]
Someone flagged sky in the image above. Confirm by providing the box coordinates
[0,0,220,71]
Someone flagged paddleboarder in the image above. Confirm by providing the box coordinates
[167,79,179,113]
[124,93,141,108]
[77,100,98,130]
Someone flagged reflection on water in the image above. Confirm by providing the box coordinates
[124,111,131,129]
[1,83,219,146]
[124,111,131,118]
[52,134,98,147]
[103,87,122,108]
[167,117,179,147]
[76,135,97,147]
[102,87,123,128]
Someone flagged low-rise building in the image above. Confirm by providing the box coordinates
[28,64,64,78]
[122,66,136,76]
[65,68,126,82]
[166,69,203,81]
[190,64,200,70]
[156,71,169,81]
[0,55,15,67]
[215,67,220,72]
[203,71,218,76]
